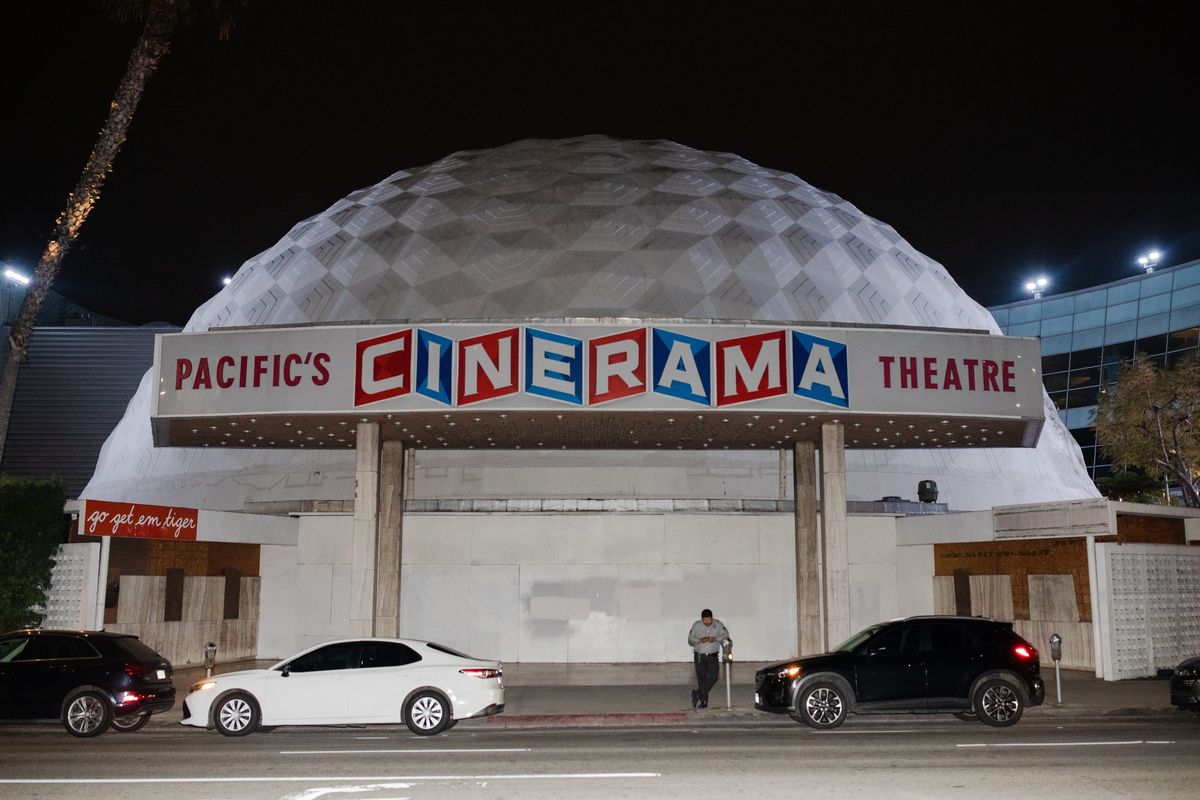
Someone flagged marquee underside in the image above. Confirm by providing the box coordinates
[157,409,1041,451]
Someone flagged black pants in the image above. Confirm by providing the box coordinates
[694,652,720,704]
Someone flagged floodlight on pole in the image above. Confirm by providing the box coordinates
[1137,250,1162,274]
[222,276,233,286]
[1024,275,1048,299]
[3,267,31,286]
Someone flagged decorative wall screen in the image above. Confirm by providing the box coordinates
[1095,543,1200,680]
[42,542,100,630]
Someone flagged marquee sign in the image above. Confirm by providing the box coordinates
[151,322,1043,448]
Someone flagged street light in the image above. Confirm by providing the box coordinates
[1024,275,1048,299]
[1137,249,1162,274]
[222,276,233,286]
[3,267,30,286]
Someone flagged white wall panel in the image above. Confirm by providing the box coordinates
[663,515,758,565]
[253,511,929,663]
[258,543,297,659]
[896,544,935,617]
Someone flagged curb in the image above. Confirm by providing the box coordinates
[487,712,691,727]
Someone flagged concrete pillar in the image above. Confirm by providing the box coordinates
[820,421,850,648]
[375,440,405,638]
[350,422,381,637]
[793,441,821,656]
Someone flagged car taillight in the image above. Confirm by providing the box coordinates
[1014,644,1035,660]
[124,663,147,678]
[459,668,502,679]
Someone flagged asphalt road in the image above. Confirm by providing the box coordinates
[1,712,1198,800]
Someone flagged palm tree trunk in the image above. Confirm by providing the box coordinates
[0,0,176,467]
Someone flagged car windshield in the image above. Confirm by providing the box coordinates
[832,625,885,653]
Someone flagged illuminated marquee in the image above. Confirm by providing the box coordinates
[153,322,1041,428]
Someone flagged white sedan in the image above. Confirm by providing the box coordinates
[181,638,504,736]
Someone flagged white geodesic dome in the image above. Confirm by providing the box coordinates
[83,135,1097,510]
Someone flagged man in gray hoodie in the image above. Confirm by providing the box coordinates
[688,608,731,709]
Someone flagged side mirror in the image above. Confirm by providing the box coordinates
[281,664,291,677]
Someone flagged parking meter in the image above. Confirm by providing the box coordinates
[204,641,218,678]
[1048,633,1062,705]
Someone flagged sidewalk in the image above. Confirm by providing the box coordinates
[164,660,1180,729]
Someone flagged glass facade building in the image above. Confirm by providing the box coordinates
[989,258,1200,479]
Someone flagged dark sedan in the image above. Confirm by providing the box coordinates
[755,615,1044,729]
[0,628,175,736]
[1169,656,1200,711]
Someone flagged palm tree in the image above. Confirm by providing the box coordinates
[0,0,245,464]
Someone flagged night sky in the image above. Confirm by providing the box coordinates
[4,1,1198,326]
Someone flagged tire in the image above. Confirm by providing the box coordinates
[795,681,847,730]
[974,678,1025,727]
[213,692,261,736]
[953,711,978,722]
[404,691,451,736]
[62,691,112,738]
[110,712,151,733]
[443,719,458,730]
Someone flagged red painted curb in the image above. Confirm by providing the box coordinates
[487,712,691,727]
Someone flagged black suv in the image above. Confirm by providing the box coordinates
[755,616,1044,729]
[0,629,176,737]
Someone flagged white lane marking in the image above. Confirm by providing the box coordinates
[281,784,410,800]
[280,748,530,755]
[355,737,389,740]
[0,773,660,785]
[956,740,1157,748]
[813,729,926,734]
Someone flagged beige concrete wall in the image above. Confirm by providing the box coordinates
[107,575,260,666]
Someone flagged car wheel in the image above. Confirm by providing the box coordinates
[62,691,112,737]
[796,681,847,730]
[974,679,1025,727]
[953,711,977,722]
[213,692,261,736]
[405,691,451,736]
[110,712,151,733]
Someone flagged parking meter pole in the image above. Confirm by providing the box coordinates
[722,639,733,709]
[1049,633,1063,706]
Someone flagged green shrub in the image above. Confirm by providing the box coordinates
[0,476,67,632]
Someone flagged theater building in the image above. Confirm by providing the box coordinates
[42,136,1198,679]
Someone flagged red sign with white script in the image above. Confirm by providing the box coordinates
[82,500,199,541]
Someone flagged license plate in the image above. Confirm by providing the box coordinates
[156,669,166,680]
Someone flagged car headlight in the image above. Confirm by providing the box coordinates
[189,680,218,693]
[1176,665,1200,679]
[776,665,803,679]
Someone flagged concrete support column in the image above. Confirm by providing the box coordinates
[820,421,850,648]
[793,441,820,656]
[350,422,381,637]
[375,440,405,638]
